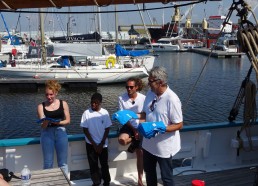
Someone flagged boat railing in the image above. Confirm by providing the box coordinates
[0,120,254,148]
[1,120,258,176]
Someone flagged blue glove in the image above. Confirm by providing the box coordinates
[112,110,138,125]
[138,123,156,139]
[154,121,166,134]
[138,121,166,139]
[37,117,61,124]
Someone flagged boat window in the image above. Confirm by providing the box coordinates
[228,40,238,45]
[49,65,67,68]
[158,41,170,44]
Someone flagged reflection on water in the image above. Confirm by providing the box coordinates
[0,53,254,139]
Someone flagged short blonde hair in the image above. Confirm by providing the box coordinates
[45,80,61,93]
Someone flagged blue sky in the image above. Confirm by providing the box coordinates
[0,0,257,35]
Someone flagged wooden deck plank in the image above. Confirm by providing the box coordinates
[9,168,71,186]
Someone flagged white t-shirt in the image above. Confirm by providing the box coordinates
[142,87,183,158]
[118,92,145,128]
[80,108,112,147]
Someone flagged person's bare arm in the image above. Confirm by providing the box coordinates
[137,112,146,123]
[37,104,48,128]
[59,100,70,125]
[166,121,183,132]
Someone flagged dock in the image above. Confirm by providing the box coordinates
[191,48,245,58]
[0,78,97,92]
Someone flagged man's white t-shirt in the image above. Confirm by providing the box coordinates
[142,87,183,158]
[118,92,145,128]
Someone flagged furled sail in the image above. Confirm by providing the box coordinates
[115,44,149,57]
[53,43,102,56]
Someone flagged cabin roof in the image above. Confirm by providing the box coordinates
[0,0,194,10]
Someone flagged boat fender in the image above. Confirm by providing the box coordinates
[106,56,116,68]
[12,48,17,56]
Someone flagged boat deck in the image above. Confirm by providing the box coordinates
[174,166,255,186]
[71,166,256,185]
[10,168,71,185]
[191,48,245,58]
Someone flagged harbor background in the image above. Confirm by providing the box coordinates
[0,52,255,139]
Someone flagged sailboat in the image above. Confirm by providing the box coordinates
[0,7,156,84]
[0,43,155,83]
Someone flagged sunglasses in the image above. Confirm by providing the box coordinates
[126,86,135,89]
[149,98,157,112]
[148,79,159,84]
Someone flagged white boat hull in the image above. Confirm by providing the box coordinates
[0,67,149,83]
[0,56,155,84]
[146,44,181,52]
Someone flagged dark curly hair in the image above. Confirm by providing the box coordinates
[126,77,144,91]
[91,92,103,102]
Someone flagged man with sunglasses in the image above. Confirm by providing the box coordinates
[139,66,183,186]
[118,77,145,186]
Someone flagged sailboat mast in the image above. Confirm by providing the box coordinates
[67,7,71,37]
[97,7,102,44]
[115,5,118,43]
[137,4,152,45]
[39,8,46,64]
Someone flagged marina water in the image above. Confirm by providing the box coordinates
[0,52,255,139]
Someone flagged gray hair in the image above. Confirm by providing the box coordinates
[149,66,168,84]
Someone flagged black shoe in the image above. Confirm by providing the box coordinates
[127,139,140,153]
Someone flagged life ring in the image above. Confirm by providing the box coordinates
[105,56,116,68]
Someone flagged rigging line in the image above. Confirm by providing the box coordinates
[0,0,12,10]
[0,1,206,14]
[69,67,86,78]
[228,66,253,122]
[183,1,235,110]
[55,13,66,35]
[93,0,114,7]
[14,12,21,31]
[137,4,153,50]
[0,12,14,46]
[248,6,258,25]
[48,0,59,8]
[174,0,207,8]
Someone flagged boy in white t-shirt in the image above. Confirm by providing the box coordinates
[80,93,112,186]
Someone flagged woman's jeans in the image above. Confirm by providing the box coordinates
[41,127,68,175]
[143,149,174,186]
